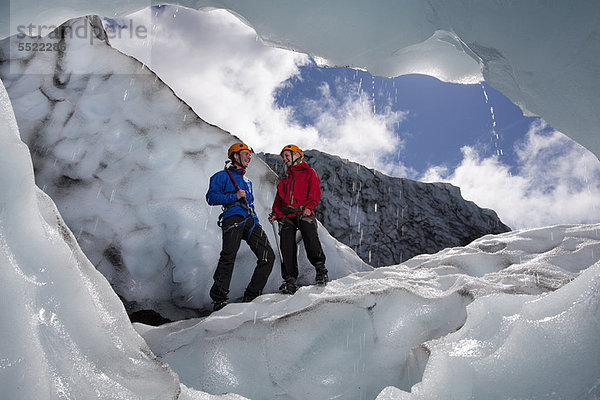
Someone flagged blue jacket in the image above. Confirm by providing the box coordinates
[206,167,259,224]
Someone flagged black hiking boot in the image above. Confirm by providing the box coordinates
[242,290,259,303]
[279,277,298,294]
[212,300,227,312]
[315,266,328,286]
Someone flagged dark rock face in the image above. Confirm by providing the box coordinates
[260,150,511,267]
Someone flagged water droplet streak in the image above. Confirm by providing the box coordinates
[481,84,503,157]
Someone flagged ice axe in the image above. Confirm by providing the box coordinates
[269,215,283,263]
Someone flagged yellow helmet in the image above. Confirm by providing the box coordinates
[228,142,252,158]
[280,144,304,158]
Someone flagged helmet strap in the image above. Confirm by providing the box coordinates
[229,153,244,169]
[292,152,303,165]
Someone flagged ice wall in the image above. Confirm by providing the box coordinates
[0,77,181,400]
[1,1,599,161]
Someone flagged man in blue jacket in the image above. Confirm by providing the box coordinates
[206,142,275,311]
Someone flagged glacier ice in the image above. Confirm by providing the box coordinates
[138,224,600,399]
[0,76,183,400]
[1,2,600,399]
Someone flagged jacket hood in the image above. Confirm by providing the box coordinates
[288,161,311,172]
[228,166,246,175]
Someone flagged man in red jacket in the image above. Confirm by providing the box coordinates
[269,144,327,294]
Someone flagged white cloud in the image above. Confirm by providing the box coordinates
[105,6,411,174]
[296,81,409,175]
[422,121,600,229]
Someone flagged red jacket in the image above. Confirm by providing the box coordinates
[272,162,321,218]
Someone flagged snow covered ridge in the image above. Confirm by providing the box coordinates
[0,16,370,321]
[261,150,510,267]
[137,224,600,400]
[1,1,598,162]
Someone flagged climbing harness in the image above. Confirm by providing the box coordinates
[217,163,257,238]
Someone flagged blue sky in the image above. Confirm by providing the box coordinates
[105,6,600,229]
[274,64,544,177]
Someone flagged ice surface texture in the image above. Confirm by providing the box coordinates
[0,74,181,400]
[138,224,600,400]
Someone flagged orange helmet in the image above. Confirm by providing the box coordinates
[280,144,303,158]
[227,142,252,158]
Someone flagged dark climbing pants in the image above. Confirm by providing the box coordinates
[279,214,326,280]
[210,215,275,302]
